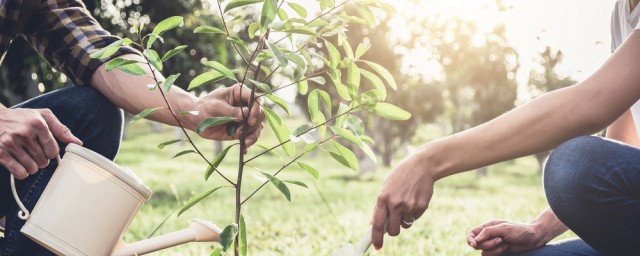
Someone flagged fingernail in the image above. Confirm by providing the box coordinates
[374,245,382,251]
[251,117,257,125]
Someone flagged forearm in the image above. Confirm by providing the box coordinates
[530,208,568,243]
[89,54,199,130]
[422,32,640,180]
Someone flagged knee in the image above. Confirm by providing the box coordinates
[543,136,605,219]
[58,87,123,126]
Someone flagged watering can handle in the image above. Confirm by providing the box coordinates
[10,155,61,220]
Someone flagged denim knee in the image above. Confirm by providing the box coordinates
[543,136,604,221]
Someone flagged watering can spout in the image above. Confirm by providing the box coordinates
[112,219,221,256]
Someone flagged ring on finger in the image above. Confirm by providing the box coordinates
[402,217,415,226]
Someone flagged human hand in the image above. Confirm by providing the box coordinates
[191,84,264,148]
[0,108,82,179]
[371,153,435,250]
[467,220,547,256]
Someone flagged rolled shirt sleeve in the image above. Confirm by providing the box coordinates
[21,0,139,86]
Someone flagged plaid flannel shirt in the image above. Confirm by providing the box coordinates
[0,0,138,86]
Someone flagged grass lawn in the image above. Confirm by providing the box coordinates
[117,121,576,255]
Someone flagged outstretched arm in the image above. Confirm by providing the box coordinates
[371,31,640,249]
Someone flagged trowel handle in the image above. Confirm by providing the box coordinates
[10,155,61,220]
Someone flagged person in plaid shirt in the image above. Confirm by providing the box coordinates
[0,1,264,254]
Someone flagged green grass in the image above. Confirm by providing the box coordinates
[117,121,575,255]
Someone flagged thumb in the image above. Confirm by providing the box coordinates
[41,111,82,146]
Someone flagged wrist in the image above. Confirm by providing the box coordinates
[170,91,200,132]
[416,140,451,181]
[530,218,557,245]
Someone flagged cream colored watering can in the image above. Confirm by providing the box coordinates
[9,143,221,255]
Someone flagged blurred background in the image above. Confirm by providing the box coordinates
[0,0,615,255]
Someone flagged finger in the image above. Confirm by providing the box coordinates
[476,237,503,251]
[11,146,39,175]
[247,101,264,127]
[22,137,49,169]
[474,226,504,244]
[2,155,29,180]
[40,110,82,145]
[471,220,507,241]
[387,206,402,237]
[482,243,509,256]
[371,202,389,250]
[233,84,253,104]
[245,124,263,147]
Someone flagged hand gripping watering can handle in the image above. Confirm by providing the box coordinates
[10,155,62,220]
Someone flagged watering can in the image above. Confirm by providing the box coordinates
[9,143,221,255]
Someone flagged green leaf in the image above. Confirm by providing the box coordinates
[325,40,340,69]
[143,49,162,71]
[265,94,291,116]
[161,45,187,62]
[347,62,360,98]
[362,60,397,90]
[331,126,363,146]
[308,76,326,85]
[307,19,329,28]
[224,0,262,13]
[227,36,250,54]
[163,73,180,93]
[356,6,376,27]
[293,124,311,137]
[277,8,289,21]
[317,89,332,116]
[226,122,240,137]
[288,2,308,18]
[320,0,334,10]
[248,79,272,94]
[355,43,370,60]
[335,103,349,127]
[197,117,238,133]
[297,79,308,95]
[264,107,294,156]
[343,40,354,60]
[193,26,225,34]
[171,150,196,159]
[297,162,319,179]
[248,22,260,39]
[205,144,234,180]
[188,71,224,90]
[312,112,327,138]
[284,180,308,188]
[308,89,319,121]
[331,73,351,101]
[369,103,411,120]
[360,68,386,98]
[219,224,238,252]
[204,61,237,81]
[157,139,184,150]
[267,41,288,68]
[239,214,247,256]
[346,115,365,135]
[330,141,358,171]
[360,135,374,144]
[284,27,317,36]
[178,186,224,216]
[260,0,278,32]
[210,247,222,256]
[262,172,291,201]
[255,141,282,160]
[90,39,127,59]
[130,108,162,123]
[359,142,377,164]
[304,143,319,153]
[149,16,183,47]
[105,58,139,72]
[116,63,147,76]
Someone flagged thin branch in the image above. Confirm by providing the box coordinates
[241,135,335,205]
[255,70,328,99]
[243,107,355,164]
[217,1,252,68]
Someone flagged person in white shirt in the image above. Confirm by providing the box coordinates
[370,1,640,255]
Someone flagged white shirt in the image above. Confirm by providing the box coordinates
[611,0,640,136]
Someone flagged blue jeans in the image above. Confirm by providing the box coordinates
[0,86,123,255]
[513,136,640,256]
